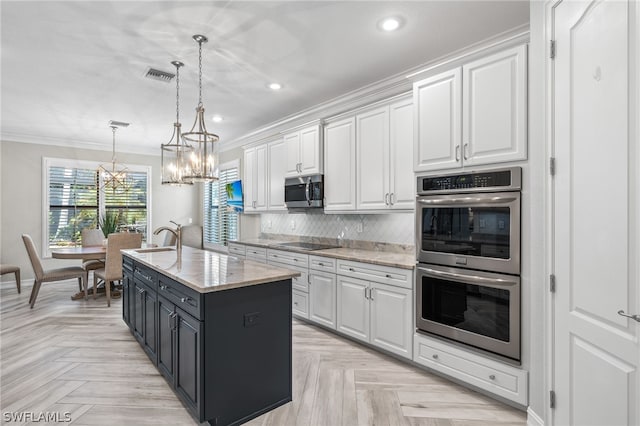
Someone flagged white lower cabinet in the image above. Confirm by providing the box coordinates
[245,246,267,263]
[267,249,310,319]
[413,332,528,406]
[292,289,309,319]
[337,260,413,359]
[308,270,337,329]
[227,242,246,258]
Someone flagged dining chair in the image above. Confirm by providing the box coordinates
[0,264,21,293]
[93,232,142,307]
[81,228,106,283]
[21,234,88,308]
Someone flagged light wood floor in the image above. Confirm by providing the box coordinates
[1,280,526,425]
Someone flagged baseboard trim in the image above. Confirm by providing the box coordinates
[527,407,544,426]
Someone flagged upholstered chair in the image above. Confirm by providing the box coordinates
[93,233,142,307]
[0,264,21,293]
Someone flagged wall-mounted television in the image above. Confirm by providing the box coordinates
[225,180,244,213]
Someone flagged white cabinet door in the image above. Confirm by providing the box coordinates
[413,68,462,172]
[243,148,256,212]
[324,117,356,211]
[389,98,415,210]
[336,275,369,343]
[369,282,412,358]
[300,125,322,175]
[309,270,337,329]
[284,131,301,177]
[254,145,267,210]
[356,106,389,210]
[462,44,527,167]
[267,139,286,211]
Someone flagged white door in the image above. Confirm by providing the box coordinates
[389,98,415,209]
[356,106,389,210]
[413,68,462,172]
[553,1,639,425]
[369,282,412,358]
[309,270,337,329]
[267,139,286,211]
[324,117,356,211]
[300,125,321,175]
[284,131,301,176]
[462,45,527,167]
[336,275,369,342]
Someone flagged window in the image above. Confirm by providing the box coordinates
[43,158,151,256]
[203,160,240,250]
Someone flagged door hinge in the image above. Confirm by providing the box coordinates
[550,274,556,293]
[550,390,556,409]
[550,40,556,59]
[550,157,556,176]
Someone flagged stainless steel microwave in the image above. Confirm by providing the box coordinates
[284,174,324,209]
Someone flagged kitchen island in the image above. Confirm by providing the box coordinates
[121,246,301,426]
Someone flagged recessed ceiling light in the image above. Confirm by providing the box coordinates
[269,83,282,91]
[212,115,223,123]
[379,17,401,32]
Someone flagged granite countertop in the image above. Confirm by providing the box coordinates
[122,246,301,294]
[230,239,416,270]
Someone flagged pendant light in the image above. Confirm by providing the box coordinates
[161,61,193,185]
[182,34,219,182]
[99,121,130,192]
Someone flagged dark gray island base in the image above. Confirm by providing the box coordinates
[121,248,299,425]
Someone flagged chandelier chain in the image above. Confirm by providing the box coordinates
[175,64,180,124]
[111,126,117,163]
[198,39,203,107]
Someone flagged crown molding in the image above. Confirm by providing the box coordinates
[221,24,530,153]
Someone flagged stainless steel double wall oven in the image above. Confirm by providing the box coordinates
[415,167,522,361]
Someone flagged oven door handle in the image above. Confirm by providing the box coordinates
[417,194,519,206]
[417,266,518,287]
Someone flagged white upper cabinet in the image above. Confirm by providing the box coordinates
[356,98,414,211]
[414,68,462,172]
[284,124,323,177]
[324,117,356,211]
[413,44,527,173]
[267,139,287,211]
[356,106,390,210]
[462,45,527,166]
[243,144,267,212]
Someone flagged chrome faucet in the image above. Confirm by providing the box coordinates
[154,220,182,258]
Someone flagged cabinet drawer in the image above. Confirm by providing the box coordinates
[134,263,157,288]
[413,333,528,406]
[337,260,412,289]
[158,276,201,320]
[309,255,336,273]
[228,243,246,257]
[123,255,134,271]
[246,246,267,262]
[271,261,308,292]
[292,289,309,319]
[267,249,309,268]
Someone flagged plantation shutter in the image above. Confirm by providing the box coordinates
[102,170,148,239]
[203,166,239,247]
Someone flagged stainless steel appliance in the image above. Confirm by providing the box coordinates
[415,167,522,361]
[284,174,324,209]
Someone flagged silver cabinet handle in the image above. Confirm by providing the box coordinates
[180,297,192,304]
[489,374,496,380]
[318,262,324,266]
[384,193,389,205]
[294,302,299,306]
[390,193,395,205]
[348,267,355,272]
[455,145,460,161]
[463,143,469,160]
[385,274,392,279]
[370,288,374,300]
[364,287,369,300]
[618,310,640,322]
[160,285,167,290]
[432,354,438,360]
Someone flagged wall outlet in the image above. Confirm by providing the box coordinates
[290,220,296,230]
[188,217,193,224]
[356,222,363,233]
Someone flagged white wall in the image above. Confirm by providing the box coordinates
[0,140,199,281]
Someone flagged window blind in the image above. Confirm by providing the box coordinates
[204,167,239,247]
[103,171,148,239]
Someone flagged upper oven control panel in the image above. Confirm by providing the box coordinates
[417,167,521,194]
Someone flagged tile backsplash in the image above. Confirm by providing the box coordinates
[260,212,415,246]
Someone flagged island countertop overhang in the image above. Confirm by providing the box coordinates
[122,246,301,294]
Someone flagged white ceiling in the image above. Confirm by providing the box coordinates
[0,1,529,155]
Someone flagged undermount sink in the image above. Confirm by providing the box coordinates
[134,247,176,254]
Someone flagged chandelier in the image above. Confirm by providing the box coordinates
[161,60,193,185]
[182,34,219,182]
[99,121,130,192]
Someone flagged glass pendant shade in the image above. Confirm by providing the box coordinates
[181,34,219,182]
[161,61,193,185]
[99,123,130,192]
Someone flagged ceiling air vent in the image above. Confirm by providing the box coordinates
[144,67,175,83]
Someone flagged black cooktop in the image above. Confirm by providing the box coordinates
[275,242,339,251]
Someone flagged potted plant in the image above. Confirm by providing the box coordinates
[99,211,119,239]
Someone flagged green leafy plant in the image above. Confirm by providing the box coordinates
[99,211,119,238]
